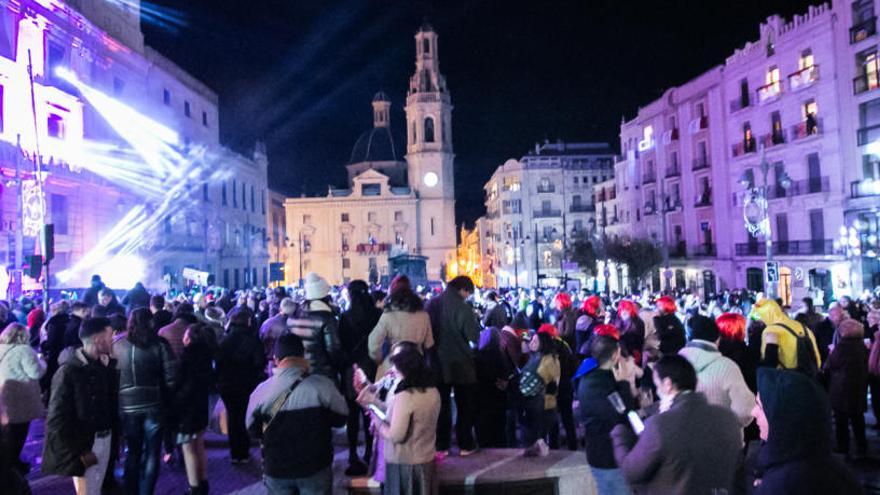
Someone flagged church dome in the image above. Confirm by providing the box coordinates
[350,126,398,164]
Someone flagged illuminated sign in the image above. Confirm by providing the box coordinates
[21,179,43,236]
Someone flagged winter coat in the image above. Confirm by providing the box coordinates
[475,335,509,415]
[41,349,118,477]
[216,324,267,395]
[611,392,742,495]
[868,333,880,377]
[41,312,70,370]
[754,299,821,371]
[151,310,173,334]
[719,338,758,393]
[575,314,600,356]
[653,313,686,356]
[383,386,441,465]
[82,281,104,307]
[679,340,756,426]
[753,368,862,495]
[499,327,524,370]
[158,318,188,359]
[614,316,646,363]
[0,343,46,424]
[172,342,214,434]
[112,336,178,415]
[825,334,868,414]
[287,300,343,379]
[368,309,434,378]
[122,285,151,312]
[576,366,635,469]
[92,300,126,318]
[482,302,511,330]
[62,315,84,350]
[425,289,480,385]
[259,313,289,361]
[527,301,545,330]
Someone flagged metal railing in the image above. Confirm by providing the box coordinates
[693,243,716,257]
[642,171,656,184]
[735,239,834,256]
[854,70,880,95]
[533,209,562,218]
[692,157,711,171]
[569,203,595,213]
[537,185,556,193]
[788,65,819,91]
[851,179,880,198]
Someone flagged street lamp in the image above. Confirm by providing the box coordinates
[740,143,791,299]
[835,224,862,297]
[506,228,527,289]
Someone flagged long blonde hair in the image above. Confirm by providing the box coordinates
[0,323,28,345]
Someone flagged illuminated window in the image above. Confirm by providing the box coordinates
[799,48,814,69]
[163,89,170,105]
[803,99,818,119]
[766,66,780,84]
[424,117,435,142]
[184,100,191,118]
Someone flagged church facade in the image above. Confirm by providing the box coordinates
[283,24,456,285]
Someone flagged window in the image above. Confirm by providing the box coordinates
[771,111,784,144]
[423,38,430,54]
[241,185,246,210]
[202,183,209,201]
[430,217,435,236]
[164,215,172,234]
[424,117,435,142]
[856,49,880,93]
[341,233,350,251]
[342,258,351,269]
[573,176,579,185]
[262,189,266,215]
[51,194,68,235]
[803,99,819,128]
[184,100,191,118]
[543,225,554,239]
[232,180,237,207]
[302,234,312,252]
[695,102,705,118]
[368,211,377,222]
[799,48,814,70]
[361,183,381,196]
[541,200,551,212]
[47,114,64,138]
[411,122,417,144]
[202,111,208,127]
[47,42,65,79]
[697,140,708,165]
[739,78,750,107]
[251,185,255,212]
[222,183,228,205]
[163,89,170,105]
[113,77,124,96]
[859,98,880,144]
[303,214,311,224]
[394,211,403,222]
[808,153,822,192]
[341,213,350,223]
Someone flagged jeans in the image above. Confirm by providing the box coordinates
[437,383,477,451]
[73,432,112,495]
[589,467,631,495]
[519,395,545,447]
[122,411,163,495]
[833,410,867,454]
[221,390,252,460]
[264,466,332,495]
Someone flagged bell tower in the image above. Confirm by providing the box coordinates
[405,22,456,280]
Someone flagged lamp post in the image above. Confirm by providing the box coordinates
[506,228,527,289]
[601,203,610,296]
[740,143,791,299]
[533,223,541,288]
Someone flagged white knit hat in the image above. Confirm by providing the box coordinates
[304,272,331,300]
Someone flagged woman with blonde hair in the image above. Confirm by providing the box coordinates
[0,322,46,474]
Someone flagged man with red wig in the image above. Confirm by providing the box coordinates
[653,296,686,356]
[613,300,645,365]
[575,295,604,356]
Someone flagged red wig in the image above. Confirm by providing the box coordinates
[554,293,572,311]
[538,323,559,338]
[582,295,602,317]
[593,324,620,341]
[617,300,639,319]
[656,296,676,315]
[716,312,746,342]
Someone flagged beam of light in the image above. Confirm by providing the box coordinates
[100,0,189,32]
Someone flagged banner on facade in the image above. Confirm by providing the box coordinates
[182,267,210,286]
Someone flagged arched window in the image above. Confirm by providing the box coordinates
[423,38,430,54]
[424,117,435,143]
[411,121,417,144]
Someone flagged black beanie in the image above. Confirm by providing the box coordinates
[689,314,720,342]
[274,333,305,360]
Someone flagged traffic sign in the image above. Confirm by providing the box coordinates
[765,261,779,283]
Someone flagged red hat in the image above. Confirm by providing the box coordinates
[593,324,620,341]
[656,296,676,315]
[554,293,572,310]
[537,323,559,338]
[581,295,602,317]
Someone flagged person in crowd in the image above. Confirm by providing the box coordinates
[42,317,118,495]
[122,282,151,314]
[751,368,862,494]
[716,312,758,394]
[613,300,645,365]
[824,319,869,457]
[27,306,45,349]
[339,280,382,476]
[112,308,178,495]
[653,296,685,356]
[369,275,434,378]
[0,323,46,474]
[519,331,560,457]
[611,355,742,494]
[202,306,226,343]
[576,333,636,495]
[550,293,578,354]
[259,297,298,366]
[500,320,526,447]
[425,276,480,456]
[868,309,880,429]
[482,291,512,330]
[368,341,441,495]
[474,327,509,448]
[679,315,756,427]
[82,274,105,307]
[63,302,91,350]
[92,289,126,319]
[540,323,578,451]
[753,298,821,375]
[40,301,71,400]
[172,323,216,495]
[575,295,603,357]
[215,306,266,464]
[526,292,545,331]
[247,333,348,495]
[149,296,173,332]
[287,272,343,380]
[158,304,198,359]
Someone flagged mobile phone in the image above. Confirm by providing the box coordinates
[627,410,645,435]
[368,404,387,422]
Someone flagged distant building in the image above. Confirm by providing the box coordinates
[283,24,456,285]
[481,140,615,288]
[449,218,492,287]
[268,189,288,285]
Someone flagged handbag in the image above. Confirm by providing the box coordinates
[262,376,306,433]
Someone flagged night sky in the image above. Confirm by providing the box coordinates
[142,0,821,227]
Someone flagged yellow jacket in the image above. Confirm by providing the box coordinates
[753,299,822,370]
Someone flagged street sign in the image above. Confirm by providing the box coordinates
[765,261,779,283]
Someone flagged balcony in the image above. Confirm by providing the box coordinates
[853,70,880,95]
[642,170,656,184]
[735,239,835,256]
[486,209,500,219]
[670,241,687,258]
[663,198,682,212]
[790,117,821,140]
[688,116,708,134]
[661,128,679,144]
[732,138,757,157]
[693,243,716,257]
[729,96,750,113]
[665,164,681,178]
[596,191,606,203]
[537,184,556,194]
[857,123,880,145]
[643,202,657,215]
[694,191,712,207]
[692,157,710,171]
[766,177,829,199]
[788,65,819,91]
[533,209,562,218]
[851,16,877,44]
[757,80,782,104]
[851,179,880,198]
[355,243,392,255]
[569,203,595,213]
[760,131,786,148]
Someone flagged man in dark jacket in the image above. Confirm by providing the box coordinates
[121,282,151,313]
[611,355,741,495]
[482,291,511,329]
[40,301,71,400]
[247,334,347,493]
[426,276,481,455]
[63,302,90,350]
[82,274,105,307]
[149,295,173,332]
[577,335,636,494]
[92,289,126,319]
[42,317,118,495]
[287,273,342,380]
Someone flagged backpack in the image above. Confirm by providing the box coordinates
[777,323,819,378]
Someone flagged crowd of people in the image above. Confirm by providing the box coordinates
[0,271,876,494]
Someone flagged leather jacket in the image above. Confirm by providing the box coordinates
[112,336,178,414]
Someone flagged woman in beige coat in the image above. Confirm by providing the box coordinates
[368,276,434,377]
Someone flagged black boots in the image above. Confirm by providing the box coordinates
[186,480,209,494]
